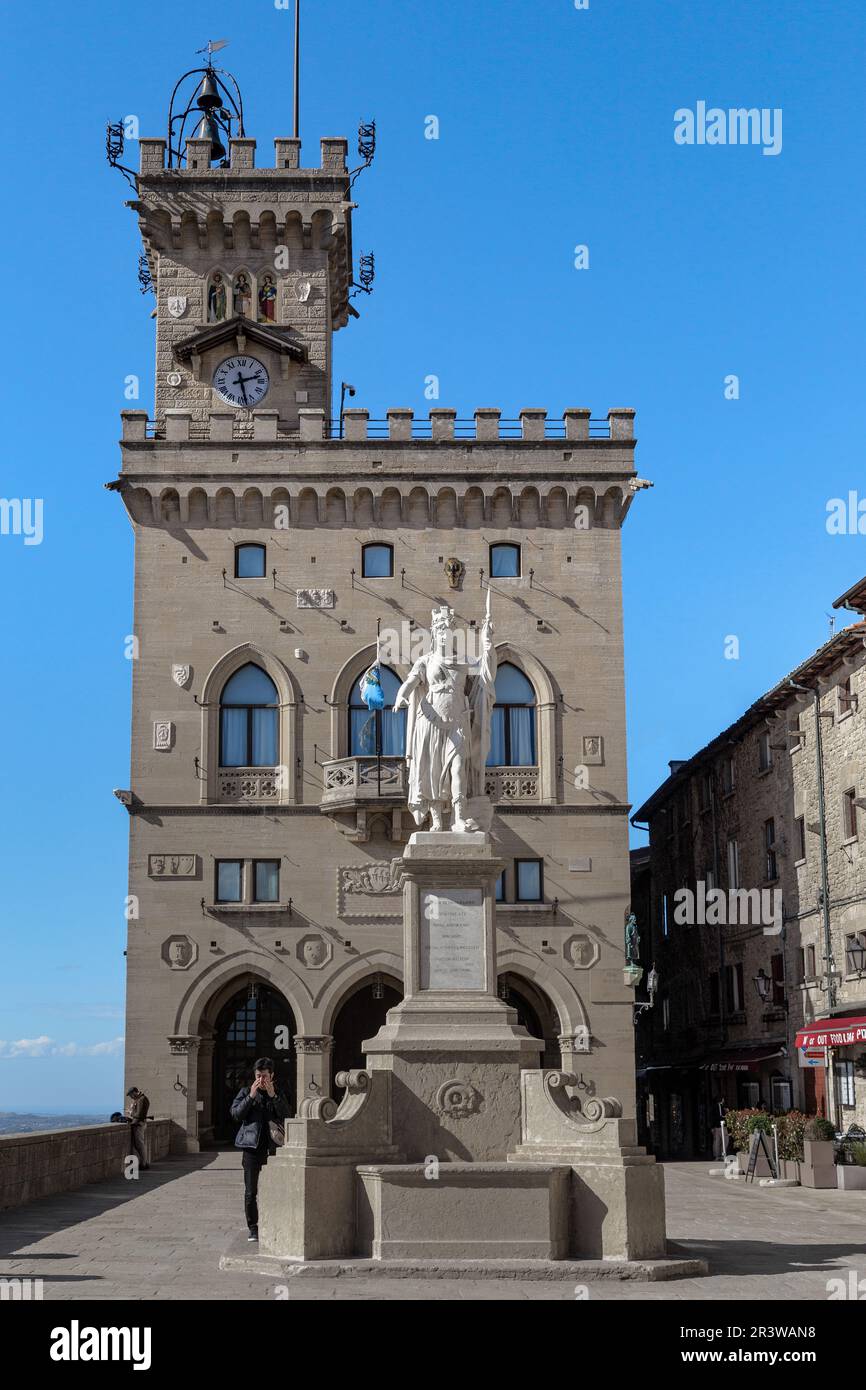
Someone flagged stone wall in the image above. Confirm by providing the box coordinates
[0,1121,172,1212]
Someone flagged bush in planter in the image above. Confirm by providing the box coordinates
[776,1111,808,1162]
[724,1109,765,1153]
[805,1117,836,1142]
[849,1142,866,1167]
[746,1112,774,1137]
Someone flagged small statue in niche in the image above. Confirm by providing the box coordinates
[233,272,252,318]
[625,910,640,964]
[208,272,227,323]
[258,274,277,322]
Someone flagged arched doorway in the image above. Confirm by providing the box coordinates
[330,975,402,1097]
[497,972,562,1068]
[212,983,297,1140]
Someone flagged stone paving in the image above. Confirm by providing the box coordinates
[0,1152,864,1301]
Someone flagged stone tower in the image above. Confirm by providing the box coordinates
[113,84,645,1155]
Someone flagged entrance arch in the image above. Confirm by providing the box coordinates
[330,973,403,1097]
[497,971,562,1069]
[211,982,298,1140]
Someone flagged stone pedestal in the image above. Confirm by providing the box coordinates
[363,832,542,1160]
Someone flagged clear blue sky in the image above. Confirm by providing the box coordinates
[2,1,864,1111]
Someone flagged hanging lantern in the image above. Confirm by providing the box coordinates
[372,975,385,1001]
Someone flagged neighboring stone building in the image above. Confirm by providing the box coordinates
[111,75,648,1151]
[632,583,866,1158]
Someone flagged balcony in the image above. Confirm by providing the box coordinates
[321,756,407,811]
[217,767,280,802]
[484,767,540,802]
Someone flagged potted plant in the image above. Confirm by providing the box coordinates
[801,1116,837,1189]
[837,1141,866,1191]
[776,1110,808,1182]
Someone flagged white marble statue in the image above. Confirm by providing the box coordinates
[393,604,496,833]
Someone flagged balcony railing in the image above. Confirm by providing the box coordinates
[484,766,540,801]
[217,766,280,802]
[321,756,407,810]
[122,408,627,444]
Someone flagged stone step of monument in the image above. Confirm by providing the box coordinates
[220,1236,707,1282]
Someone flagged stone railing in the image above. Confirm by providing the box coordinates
[0,1119,172,1212]
[321,756,407,810]
[484,766,540,801]
[217,766,280,802]
[122,408,632,444]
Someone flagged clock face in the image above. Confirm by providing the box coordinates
[212,355,270,407]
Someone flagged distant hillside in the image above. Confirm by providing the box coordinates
[0,1112,108,1136]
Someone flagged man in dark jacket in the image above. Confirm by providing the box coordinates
[125,1087,150,1170]
[230,1057,291,1241]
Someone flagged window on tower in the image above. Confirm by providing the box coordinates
[489,543,521,578]
[235,543,266,579]
[219,663,279,767]
[361,543,394,578]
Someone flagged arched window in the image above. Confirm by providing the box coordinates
[490,543,521,578]
[235,543,266,578]
[219,663,279,767]
[487,662,536,766]
[361,543,394,578]
[349,665,406,756]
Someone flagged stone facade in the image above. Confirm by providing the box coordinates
[633,594,866,1157]
[115,120,648,1153]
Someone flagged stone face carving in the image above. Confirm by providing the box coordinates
[161,936,198,970]
[172,663,192,689]
[297,935,332,969]
[296,588,335,609]
[149,854,198,878]
[444,556,464,589]
[564,934,600,970]
[393,604,496,832]
[153,721,173,751]
[434,1080,483,1119]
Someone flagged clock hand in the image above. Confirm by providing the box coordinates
[231,372,250,406]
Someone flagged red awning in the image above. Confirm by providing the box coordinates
[699,1047,784,1072]
[795,1017,866,1049]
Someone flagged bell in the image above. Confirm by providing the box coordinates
[194,112,226,163]
[196,72,221,111]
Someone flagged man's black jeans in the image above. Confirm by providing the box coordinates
[242,1150,268,1231]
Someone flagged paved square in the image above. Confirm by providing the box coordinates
[1,1154,864,1300]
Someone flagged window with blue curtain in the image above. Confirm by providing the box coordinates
[349,665,406,756]
[490,543,521,578]
[216,860,243,902]
[254,860,280,903]
[235,543,266,578]
[516,859,543,902]
[361,543,394,578]
[487,662,536,766]
[219,663,279,767]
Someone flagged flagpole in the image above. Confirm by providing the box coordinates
[293,0,301,140]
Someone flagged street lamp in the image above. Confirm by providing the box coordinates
[849,937,866,973]
[753,968,771,1003]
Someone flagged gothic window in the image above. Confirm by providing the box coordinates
[349,665,406,756]
[235,543,266,578]
[361,543,394,578]
[207,270,228,323]
[219,663,279,767]
[489,543,521,578]
[233,270,253,318]
[487,662,536,766]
